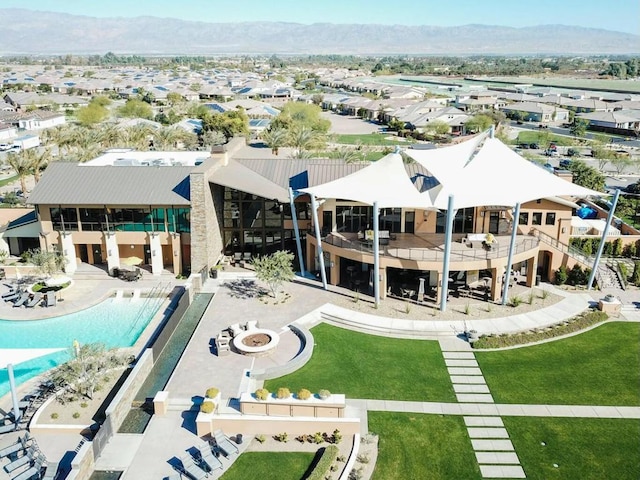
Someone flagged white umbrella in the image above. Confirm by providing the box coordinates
[121,256,144,266]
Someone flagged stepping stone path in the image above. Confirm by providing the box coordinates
[440,339,526,479]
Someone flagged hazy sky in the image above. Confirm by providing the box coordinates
[5,0,640,34]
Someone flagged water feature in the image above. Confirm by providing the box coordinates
[118,293,213,434]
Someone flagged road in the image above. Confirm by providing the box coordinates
[510,121,640,148]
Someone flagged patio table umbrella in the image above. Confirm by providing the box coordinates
[121,256,144,266]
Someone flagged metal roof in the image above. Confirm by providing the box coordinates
[27,163,192,206]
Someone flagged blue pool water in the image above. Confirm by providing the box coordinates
[0,297,163,398]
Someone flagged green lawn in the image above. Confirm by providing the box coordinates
[505,417,640,480]
[333,133,408,146]
[515,131,576,146]
[370,412,481,480]
[476,322,640,405]
[265,323,455,402]
[220,452,315,480]
[0,175,18,188]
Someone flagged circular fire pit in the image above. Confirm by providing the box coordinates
[233,328,280,356]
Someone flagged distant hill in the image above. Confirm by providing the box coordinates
[0,9,638,55]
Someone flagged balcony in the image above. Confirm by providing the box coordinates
[321,232,539,269]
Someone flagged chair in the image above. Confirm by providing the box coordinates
[242,252,252,262]
[4,447,38,473]
[41,462,58,480]
[0,420,16,435]
[3,291,21,302]
[216,334,230,356]
[12,458,45,480]
[229,323,243,337]
[1,287,18,299]
[12,293,30,307]
[25,294,42,308]
[45,291,56,307]
[196,442,223,472]
[245,320,258,331]
[0,432,31,458]
[177,454,208,480]
[213,429,239,457]
[233,252,242,264]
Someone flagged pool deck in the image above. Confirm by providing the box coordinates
[1,268,638,479]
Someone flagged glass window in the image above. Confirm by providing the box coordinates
[545,212,556,225]
[50,207,78,231]
[167,208,190,233]
[379,208,402,233]
[519,212,529,225]
[79,208,105,232]
[437,207,474,234]
[336,206,372,233]
[532,212,542,225]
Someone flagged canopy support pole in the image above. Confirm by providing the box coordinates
[288,187,306,277]
[588,189,620,290]
[310,193,327,290]
[501,202,521,305]
[373,201,380,307]
[8,364,21,424]
[440,195,455,312]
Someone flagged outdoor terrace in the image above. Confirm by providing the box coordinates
[322,232,539,269]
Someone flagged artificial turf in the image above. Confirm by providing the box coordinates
[265,323,455,402]
[369,412,482,480]
[475,322,640,405]
[220,452,315,480]
[504,417,640,480]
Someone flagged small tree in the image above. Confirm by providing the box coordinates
[50,343,125,400]
[555,266,568,285]
[632,261,640,286]
[252,250,295,300]
[24,248,66,277]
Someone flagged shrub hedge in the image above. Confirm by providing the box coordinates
[472,310,608,349]
[307,445,339,480]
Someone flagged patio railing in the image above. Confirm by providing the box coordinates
[323,233,540,263]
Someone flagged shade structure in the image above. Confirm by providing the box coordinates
[121,256,144,266]
[1,348,66,368]
[300,152,433,209]
[407,136,606,208]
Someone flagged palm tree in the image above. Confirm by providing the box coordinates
[98,123,124,148]
[122,124,154,151]
[261,128,288,155]
[153,127,184,150]
[288,125,324,154]
[25,147,52,183]
[333,146,362,164]
[5,152,32,194]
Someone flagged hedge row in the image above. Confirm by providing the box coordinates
[472,310,608,349]
[307,444,339,480]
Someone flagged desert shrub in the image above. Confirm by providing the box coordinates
[200,401,215,414]
[472,310,608,349]
[256,434,266,444]
[274,432,288,442]
[613,238,623,257]
[72,412,80,419]
[314,431,324,444]
[508,295,522,307]
[205,387,219,399]
[555,266,568,285]
[318,389,331,400]
[356,453,370,464]
[276,387,291,399]
[332,429,342,444]
[50,413,59,419]
[80,402,88,408]
[296,434,310,443]
[618,262,629,280]
[567,264,590,286]
[254,388,269,401]
[297,388,312,400]
[632,261,640,285]
[307,445,339,480]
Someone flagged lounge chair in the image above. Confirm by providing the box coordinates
[4,447,38,473]
[2,287,18,299]
[229,323,243,337]
[45,291,56,307]
[0,432,31,458]
[245,320,258,331]
[24,294,42,308]
[41,462,57,480]
[213,429,239,457]
[3,291,21,302]
[177,454,208,480]
[196,442,223,472]
[0,420,16,435]
[12,293,30,307]
[11,458,45,480]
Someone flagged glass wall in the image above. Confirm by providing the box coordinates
[435,207,475,234]
[50,206,182,232]
[50,207,79,231]
[336,206,372,232]
[221,187,296,256]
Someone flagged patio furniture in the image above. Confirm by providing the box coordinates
[12,458,45,480]
[45,291,56,308]
[233,252,242,264]
[196,442,223,472]
[229,323,243,337]
[216,332,231,356]
[0,432,31,458]
[24,294,42,308]
[177,454,208,480]
[4,447,38,473]
[245,320,258,331]
[12,292,30,307]
[3,291,21,302]
[242,252,252,262]
[213,429,239,457]
[41,462,58,480]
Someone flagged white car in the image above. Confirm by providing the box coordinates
[0,144,10,151]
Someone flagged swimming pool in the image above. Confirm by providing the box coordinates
[0,297,164,398]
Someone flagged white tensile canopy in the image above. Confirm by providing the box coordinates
[406,136,605,209]
[300,151,431,208]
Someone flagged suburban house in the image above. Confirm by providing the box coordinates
[0,109,66,131]
[576,110,640,136]
[500,102,570,123]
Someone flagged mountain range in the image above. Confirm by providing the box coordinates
[0,9,638,55]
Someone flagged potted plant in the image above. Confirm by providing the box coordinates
[297,388,311,400]
[276,387,291,400]
[254,388,269,401]
[483,233,495,251]
[318,389,331,400]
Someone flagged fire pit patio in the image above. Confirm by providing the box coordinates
[233,328,280,356]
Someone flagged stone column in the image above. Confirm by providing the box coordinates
[148,233,163,276]
[104,232,120,275]
[60,232,77,274]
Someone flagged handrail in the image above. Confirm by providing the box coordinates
[532,229,594,267]
[323,233,539,262]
